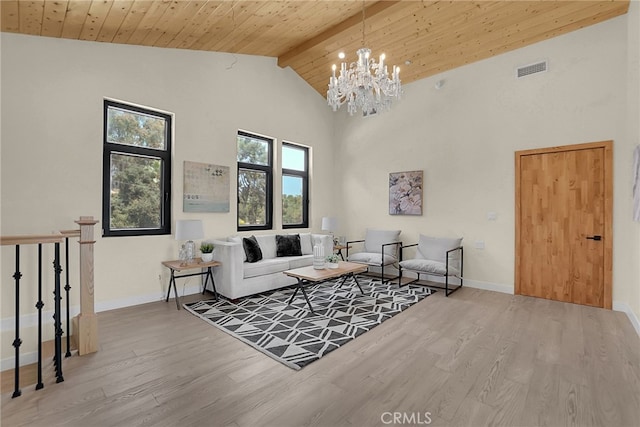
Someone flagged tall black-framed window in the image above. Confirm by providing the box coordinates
[237,130,273,231]
[282,142,309,229]
[102,100,172,237]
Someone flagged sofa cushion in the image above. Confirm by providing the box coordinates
[364,228,401,256]
[255,235,277,259]
[244,258,290,279]
[287,254,314,269]
[276,234,302,257]
[348,252,398,266]
[242,236,263,263]
[416,235,462,268]
[399,258,460,276]
[299,233,313,255]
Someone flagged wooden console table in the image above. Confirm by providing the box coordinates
[162,258,220,309]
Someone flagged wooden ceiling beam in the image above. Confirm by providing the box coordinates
[277,0,401,69]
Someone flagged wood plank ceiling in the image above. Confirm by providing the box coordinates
[1,1,630,96]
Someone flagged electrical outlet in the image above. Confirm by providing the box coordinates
[475,240,485,249]
[487,212,498,221]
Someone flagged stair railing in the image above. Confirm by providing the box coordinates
[1,216,98,398]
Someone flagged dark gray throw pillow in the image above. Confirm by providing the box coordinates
[242,235,263,263]
[276,234,302,257]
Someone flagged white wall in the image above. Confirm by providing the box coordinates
[335,13,640,324]
[0,34,336,362]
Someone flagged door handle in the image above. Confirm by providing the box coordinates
[586,235,602,241]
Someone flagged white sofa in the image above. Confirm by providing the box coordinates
[208,233,334,300]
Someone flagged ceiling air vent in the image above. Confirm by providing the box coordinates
[516,60,548,79]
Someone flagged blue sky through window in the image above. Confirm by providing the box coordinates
[282,145,305,196]
[283,175,302,195]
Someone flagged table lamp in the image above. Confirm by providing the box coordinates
[321,216,338,245]
[175,219,204,263]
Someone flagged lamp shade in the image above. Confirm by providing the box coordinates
[175,219,204,241]
[321,217,338,232]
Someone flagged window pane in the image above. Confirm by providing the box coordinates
[237,134,269,165]
[282,175,303,225]
[107,106,167,149]
[110,153,162,230]
[238,169,267,226]
[282,145,306,171]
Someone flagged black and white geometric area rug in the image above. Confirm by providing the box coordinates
[184,277,434,370]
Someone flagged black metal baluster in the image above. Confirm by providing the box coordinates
[64,236,71,357]
[35,244,44,390]
[12,245,22,398]
[52,242,64,383]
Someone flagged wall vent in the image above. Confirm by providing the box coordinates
[516,60,548,78]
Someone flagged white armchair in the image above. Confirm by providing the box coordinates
[398,235,463,296]
[346,228,402,284]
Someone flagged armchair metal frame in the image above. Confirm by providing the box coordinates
[398,244,464,296]
[346,239,402,284]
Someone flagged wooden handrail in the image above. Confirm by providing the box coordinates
[59,229,81,238]
[0,234,64,246]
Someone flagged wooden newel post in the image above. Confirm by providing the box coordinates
[72,216,99,355]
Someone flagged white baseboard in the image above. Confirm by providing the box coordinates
[94,283,202,313]
[612,301,640,337]
[461,278,514,295]
[410,274,514,295]
[1,350,40,372]
[1,284,202,371]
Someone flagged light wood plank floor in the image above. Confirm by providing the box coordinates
[2,287,639,427]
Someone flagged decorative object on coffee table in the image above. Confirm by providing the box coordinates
[313,242,325,269]
[326,253,340,268]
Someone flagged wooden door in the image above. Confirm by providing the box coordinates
[515,141,612,308]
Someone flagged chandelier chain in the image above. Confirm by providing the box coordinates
[361,0,365,46]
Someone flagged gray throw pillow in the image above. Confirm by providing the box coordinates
[242,235,263,263]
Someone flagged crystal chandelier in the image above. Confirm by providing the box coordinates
[327,3,402,115]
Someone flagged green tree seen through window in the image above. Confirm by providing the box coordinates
[237,133,272,229]
[103,100,171,236]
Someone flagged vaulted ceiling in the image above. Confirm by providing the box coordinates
[1,1,630,95]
